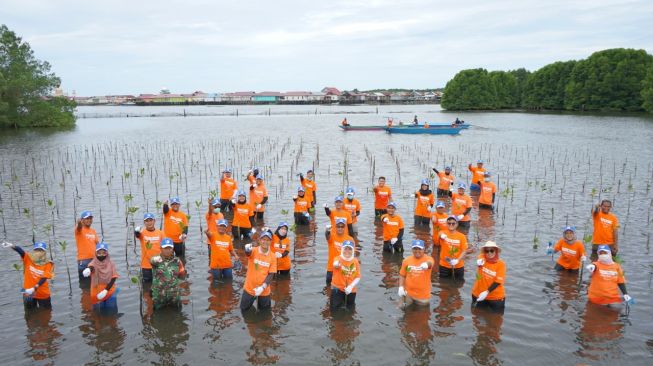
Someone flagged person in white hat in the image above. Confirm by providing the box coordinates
[472,241,506,312]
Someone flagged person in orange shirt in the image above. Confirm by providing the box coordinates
[231,190,256,240]
[324,196,354,235]
[75,210,100,282]
[430,201,449,251]
[381,202,405,253]
[325,218,354,285]
[163,197,189,258]
[586,245,634,306]
[344,187,361,236]
[398,239,435,306]
[205,197,225,258]
[468,160,486,193]
[477,172,497,210]
[451,183,472,231]
[81,242,119,312]
[219,168,237,213]
[241,230,277,312]
[293,186,312,225]
[414,179,435,226]
[135,212,164,283]
[374,176,392,217]
[591,200,619,260]
[4,241,54,310]
[341,117,349,127]
[550,226,587,271]
[432,166,455,197]
[207,219,239,283]
[272,222,292,277]
[331,240,360,310]
[472,241,506,312]
[299,169,317,207]
[439,215,470,279]
[249,174,269,220]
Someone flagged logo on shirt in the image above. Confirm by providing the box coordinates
[254,258,271,268]
[598,269,618,279]
[29,265,45,278]
[214,240,230,249]
[237,208,249,215]
[561,247,577,256]
[600,217,613,226]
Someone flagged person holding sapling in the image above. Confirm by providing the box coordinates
[472,241,506,312]
[241,229,277,312]
[398,239,435,307]
[75,210,100,282]
[439,215,471,279]
[82,242,119,312]
[325,218,354,286]
[331,240,360,310]
[135,213,164,283]
[150,238,186,309]
[292,186,312,225]
[207,219,240,284]
[451,183,472,231]
[381,202,405,253]
[3,241,54,310]
[163,197,189,258]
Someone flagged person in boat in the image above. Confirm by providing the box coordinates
[423,122,429,128]
[455,117,461,124]
[341,118,349,127]
[412,115,419,126]
[387,118,393,127]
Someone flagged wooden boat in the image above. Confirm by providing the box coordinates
[386,126,462,135]
[338,125,387,131]
[423,122,471,129]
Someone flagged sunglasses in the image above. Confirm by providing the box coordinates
[484,249,496,253]
[447,222,457,225]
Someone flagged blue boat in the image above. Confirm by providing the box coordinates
[422,122,471,129]
[386,126,462,135]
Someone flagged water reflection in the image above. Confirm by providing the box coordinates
[243,310,280,365]
[205,282,240,344]
[78,289,126,363]
[139,307,190,365]
[23,308,62,362]
[575,302,627,362]
[469,307,504,366]
[324,310,361,365]
[399,305,434,363]
[476,206,496,242]
[433,280,465,335]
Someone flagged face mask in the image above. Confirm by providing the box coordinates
[346,194,354,200]
[598,253,612,264]
[213,208,221,214]
[96,255,107,261]
[484,178,491,182]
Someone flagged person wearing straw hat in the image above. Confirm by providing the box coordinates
[468,160,486,193]
[331,240,360,310]
[432,166,455,197]
[207,219,239,284]
[82,242,119,311]
[325,218,354,285]
[219,168,238,213]
[249,174,269,220]
[343,187,361,236]
[381,201,405,253]
[75,210,100,282]
[150,238,186,310]
[398,239,435,307]
[438,215,469,279]
[549,226,586,272]
[293,186,312,225]
[586,245,634,307]
[3,241,54,310]
[163,197,189,258]
[241,229,277,312]
[135,212,164,283]
[472,241,506,312]
[414,179,435,227]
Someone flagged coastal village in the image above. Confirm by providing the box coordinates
[61,87,443,105]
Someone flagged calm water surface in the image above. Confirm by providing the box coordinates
[0,105,652,365]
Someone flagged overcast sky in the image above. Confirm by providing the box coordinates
[2,0,652,95]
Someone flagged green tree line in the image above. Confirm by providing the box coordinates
[441,48,653,113]
[1,24,76,128]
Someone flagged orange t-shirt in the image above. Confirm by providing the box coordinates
[138,229,163,269]
[75,226,99,260]
[250,184,268,212]
[209,232,234,269]
[163,209,188,242]
[430,212,449,245]
[592,211,619,244]
[232,202,254,228]
[22,255,54,299]
[301,179,317,202]
[90,263,118,305]
[437,172,455,190]
[479,181,497,205]
[273,235,292,271]
[327,231,354,271]
[205,211,225,243]
[329,208,353,234]
[331,257,360,293]
[439,230,468,268]
[400,255,435,300]
[343,198,361,224]
[554,239,586,270]
[588,261,625,305]
[220,177,237,199]
[381,214,404,241]
[472,259,506,300]
[294,196,311,213]
[469,166,486,185]
[374,185,392,209]
[414,192,435,218]
[451,193,472,222]
[244,247,277,296]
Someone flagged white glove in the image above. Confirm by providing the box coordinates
[344,285,354,295]
[275,252,282,258]
[252,183,258,188]
[623,294,633,304]
[152,255,163,264]
[580,255,587,262]
[398,286,407,297]
[256,204,263,210]
[325,224,332,230]
[254,284,266,296]
[231,198,236,204]
[179,234,187,241]
[449,258,459,266]
[248,169,253,174]
[135,226,142,233]
[586,264,596,272]
[323,203,329,208]
[244,244,253,253]
[292,195,298,200]
[1,242,14,248]
[383,217,389,223]
[251,228,258,234]
[456,215,464,221]
[82,268,92,277]
[333,260,340,269]
[419,262,430,270]
[477,290,489,302]
[477,258,485,266]
[440,234,447,240]
[390,238,398,244]
[24,287,35,295]
[97,289,108,300]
